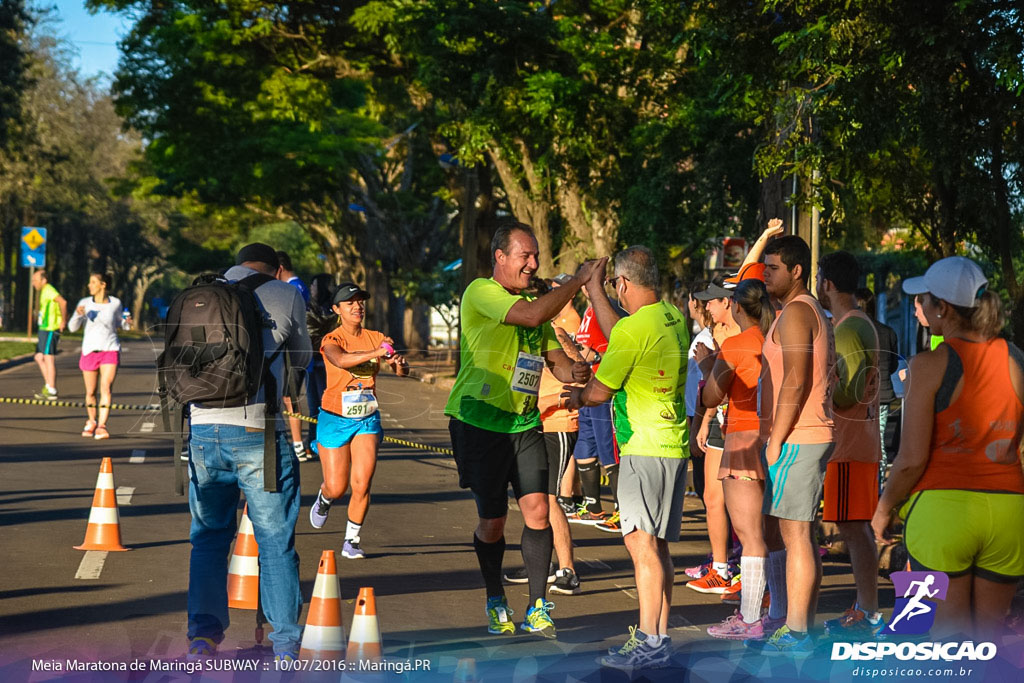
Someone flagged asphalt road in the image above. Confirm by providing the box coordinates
[0,338,906,682]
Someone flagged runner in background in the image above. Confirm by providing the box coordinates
[68,273,123,440]
[304,273,338,459]
[276,251,312,461]
[31,270,67,401]
[572,289,623,529]
[855,287,900,482]
[688,278,742,594]
[309,282,410,560]
[684,280,713,507]
[873,257,1024,640]
[816,252,885,640]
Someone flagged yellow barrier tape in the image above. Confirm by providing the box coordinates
[0,396,160,411]
[282,410,454,456]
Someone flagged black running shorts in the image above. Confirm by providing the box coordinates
[543,431,578,496]
[449,418,548,519]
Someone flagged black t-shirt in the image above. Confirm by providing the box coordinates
[872,319,899,403]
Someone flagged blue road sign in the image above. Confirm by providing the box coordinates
[20,226,47,268]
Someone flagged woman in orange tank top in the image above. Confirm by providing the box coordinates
[308,282,410,560]
[872,257,1024,640]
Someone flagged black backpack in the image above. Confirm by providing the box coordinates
[157,273,282,494]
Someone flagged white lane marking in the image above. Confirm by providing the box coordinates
[75,551,108,580]
[394,423,406,429]
[116,486,135,505]
[508,498,520,512]
[579,558,611,571]
[140,423,155,433]
[614,583,638,600]
[130,449,146,463]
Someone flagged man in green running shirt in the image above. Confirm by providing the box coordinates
[32,270,67,400]
[565,246,689,671]
[445,221,606,639]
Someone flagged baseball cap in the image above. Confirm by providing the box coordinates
[236,243,280,269]
[333,282,370,304]
[693,282,733,301]
[725,262,766,285]
[901,256,988,308]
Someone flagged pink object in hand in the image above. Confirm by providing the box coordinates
[380,342,395,359]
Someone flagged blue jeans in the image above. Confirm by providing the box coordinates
[187,425,302,654]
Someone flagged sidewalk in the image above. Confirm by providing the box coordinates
[405,348,457,390]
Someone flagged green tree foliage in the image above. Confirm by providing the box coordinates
[0,0,30,147]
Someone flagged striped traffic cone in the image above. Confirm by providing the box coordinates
[299,550,346,660]
[74,457,128,551]
[227,505,259,609]
[346,587,382,663]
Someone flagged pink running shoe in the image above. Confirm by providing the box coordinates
[707,611,765,641]
[684,554,712,579]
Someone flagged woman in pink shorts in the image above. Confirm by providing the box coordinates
[68,273,123,440]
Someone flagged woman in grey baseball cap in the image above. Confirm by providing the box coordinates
[872,255,1024,640]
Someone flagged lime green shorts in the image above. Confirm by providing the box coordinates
[901,489,1024,583]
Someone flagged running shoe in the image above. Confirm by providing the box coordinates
[762,614,786,633]
[684,554,713,579]
[294,442,315,462]
[745,625,815,657]
[687,570,732,594]
[520,598,556,638]
[34,386,57,401]
[824,605,887,640]
[341,537,364,559]
[556,496,576,515]
[595,510,621,533]
[720,576,742,604]
[549,567,581,595]
[186,636,217,660]
[81,420,97,438]
[274,652,299,666]
[503,562,556,584]
[707,611,765,641]
[568,509,608,525]
[94,424,110,440]
[600,626,671,670]
[309,490,331,529]
[486,596,515,635]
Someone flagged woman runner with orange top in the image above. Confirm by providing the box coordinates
[699,278,780,640]
[309,282,409,559]
[872,257,1024,640]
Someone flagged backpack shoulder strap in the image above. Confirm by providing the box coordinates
[237,272,275,291]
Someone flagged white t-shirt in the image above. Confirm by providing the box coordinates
[685,326,714,417]
[69,296,123,355]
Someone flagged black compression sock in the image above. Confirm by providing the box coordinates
[520,525,554,604]
[473,534,506,599]
[576,460,603,513]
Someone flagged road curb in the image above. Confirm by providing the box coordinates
[0,353,35,374]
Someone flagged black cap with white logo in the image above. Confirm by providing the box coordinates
[333,282,370,304]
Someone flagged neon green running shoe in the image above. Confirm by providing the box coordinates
[520,598,556,639]
[486,596,515,635]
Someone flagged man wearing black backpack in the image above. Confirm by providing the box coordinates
[184,243,312,662]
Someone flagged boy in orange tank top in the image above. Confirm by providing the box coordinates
[746,236,836,656]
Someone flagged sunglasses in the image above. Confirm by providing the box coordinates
[605,275,629,288]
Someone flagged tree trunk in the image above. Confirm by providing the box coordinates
[304,220,349,275]
[403,302,431,354]
[759,171,789,232]
[555,175,618,273]
[387,287,405,349]
[488,142,554,276]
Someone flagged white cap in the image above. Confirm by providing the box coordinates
[902,256,988,308]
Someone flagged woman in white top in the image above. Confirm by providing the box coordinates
[68,273,123,440]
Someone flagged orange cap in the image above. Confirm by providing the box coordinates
[725,262,765,284]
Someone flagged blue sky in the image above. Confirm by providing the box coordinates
[49,0,128,79]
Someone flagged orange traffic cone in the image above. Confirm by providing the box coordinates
[75,457,128,551]
[346,587,382,663]
[227,505,259,609]
[299,550,346,660]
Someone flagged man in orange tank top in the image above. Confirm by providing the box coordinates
[746,236,836,656]
[816,251,886,640]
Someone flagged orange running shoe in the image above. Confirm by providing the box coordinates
[687,570,732,594]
